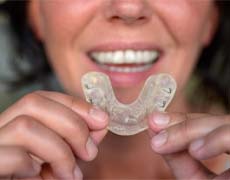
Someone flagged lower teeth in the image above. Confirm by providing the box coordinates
[100,64,152,73]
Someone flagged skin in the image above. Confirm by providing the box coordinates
[0,0,229,179]
[28,0,217,103]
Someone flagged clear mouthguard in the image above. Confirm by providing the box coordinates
[81,72,177,136]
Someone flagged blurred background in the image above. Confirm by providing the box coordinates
[0,11,41,112]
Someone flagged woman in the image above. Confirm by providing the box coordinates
[0,0,230,179]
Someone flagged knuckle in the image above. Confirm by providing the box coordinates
[19,93,42,111]
[12,115,37,135]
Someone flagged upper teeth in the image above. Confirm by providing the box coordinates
[90,50,159,64]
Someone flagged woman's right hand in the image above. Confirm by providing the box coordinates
[0,90,109,180]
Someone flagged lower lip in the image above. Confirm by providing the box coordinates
[85,56,162,87]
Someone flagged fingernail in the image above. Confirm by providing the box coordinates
[151,113,170,127]
[74,166,83,180]
[190,138,204,151]
[86,137,98,160]
[89,106,108,123]
[151,130,168,148]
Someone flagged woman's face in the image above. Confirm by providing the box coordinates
[29,0,218,103]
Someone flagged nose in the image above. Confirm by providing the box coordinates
[104,0,152,25]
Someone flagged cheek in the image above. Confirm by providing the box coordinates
[173,48,200,88]
[37,1,101,95]
[39,1,99,46]
[152,0,214,91]
[162,47,200,95]
[153,0,213,46]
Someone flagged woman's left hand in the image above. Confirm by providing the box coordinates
[148,112,230,179]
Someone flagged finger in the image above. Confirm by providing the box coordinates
[150,114,230,154]
[0,146,41,179]
[189,125,230,160]
[36,90,109,146]
[0,115,76,180]
[19,176,43,180]
[150,132,214,179]
[15,176,43,180]
[0,93,99,161]
[148,111,212,133]
[148,114,215,179]
[35,90,109,130]
[163,151,213,179]
[90,128,108,145]
[40,163,83,180]
[18,176,43,180]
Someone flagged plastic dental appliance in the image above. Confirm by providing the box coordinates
[81,72,177,136]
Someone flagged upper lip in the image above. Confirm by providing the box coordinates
[87,42,162,52]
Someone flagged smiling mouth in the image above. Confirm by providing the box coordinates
[88,49,160,73]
